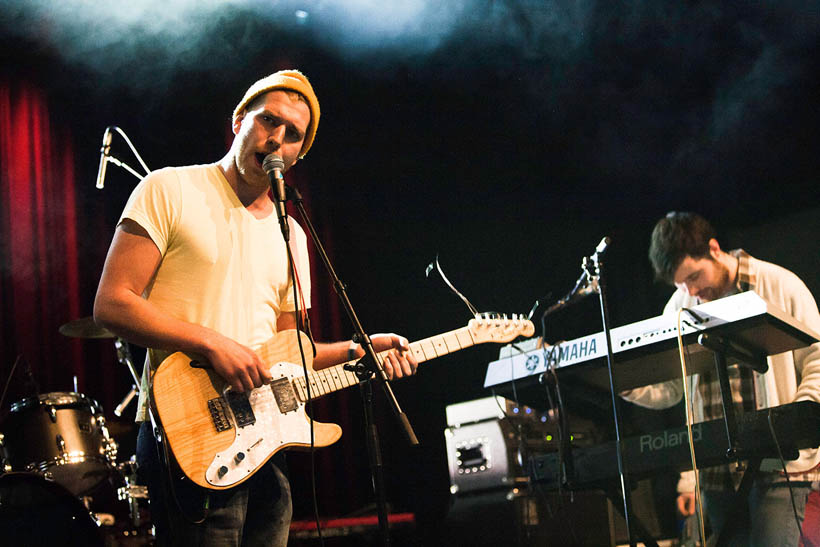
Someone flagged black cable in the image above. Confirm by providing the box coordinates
[285,234,325,546]
[544,339,571,500]
[766,409,808,545]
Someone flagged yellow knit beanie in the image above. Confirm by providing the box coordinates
[232,70,320,159]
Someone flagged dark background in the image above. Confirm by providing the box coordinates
[2,0,819,542]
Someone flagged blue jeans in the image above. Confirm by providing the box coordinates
[136,421,292,547]
[703,477,810,547]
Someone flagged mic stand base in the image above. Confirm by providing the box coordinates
[361,379,391,546]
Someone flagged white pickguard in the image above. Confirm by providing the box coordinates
[205,361,312,488]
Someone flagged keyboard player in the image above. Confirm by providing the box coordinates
[621,212,820,546]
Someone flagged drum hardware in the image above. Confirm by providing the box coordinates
[118,478,150,528]
[113,337,142,418]
[114,385,139,417]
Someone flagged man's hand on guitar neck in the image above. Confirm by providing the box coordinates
[351,333,418,379]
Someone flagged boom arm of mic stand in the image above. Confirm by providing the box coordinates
[106,156,147,182]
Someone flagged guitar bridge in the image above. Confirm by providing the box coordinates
[207,398,233,432]
[271,378,298,413]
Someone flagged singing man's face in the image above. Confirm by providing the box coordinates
[231,90,310,191]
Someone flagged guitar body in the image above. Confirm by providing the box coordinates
[151,330,342,490]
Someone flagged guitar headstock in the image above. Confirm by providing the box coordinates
[467,313,535,344]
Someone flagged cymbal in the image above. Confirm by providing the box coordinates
[59,316,115,339]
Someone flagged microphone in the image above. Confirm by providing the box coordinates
[262,153,290,240]
[542,275,599,317]
[95,127,113,189]
[594,236,610,257]
[542,236,610,318]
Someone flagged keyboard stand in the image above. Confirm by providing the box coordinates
[697,332,770,546]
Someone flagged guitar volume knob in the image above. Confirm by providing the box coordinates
[234,452,245,464]
[218,465,229,477]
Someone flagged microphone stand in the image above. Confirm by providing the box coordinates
[285,184,418,546]
[589,238,637,547]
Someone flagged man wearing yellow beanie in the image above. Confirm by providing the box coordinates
[95,70,417,546]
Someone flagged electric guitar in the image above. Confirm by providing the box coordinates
[151,315,534,489]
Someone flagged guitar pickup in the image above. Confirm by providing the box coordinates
[270,377,298,414]
[226,392,256,428]
[207,398,233,432]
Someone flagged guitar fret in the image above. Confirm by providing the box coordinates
[293,378,305,401]
[324,369,338,393]
[455,328,475,348]
[418,339,438,360]
[329,367,345,390]
[344,367,359,386]
[308,376,321,397]
[432,335,449,357]
[339,366,353,388]
[319,371,332,395]
[314,371,325,395]
[442,332,462,352]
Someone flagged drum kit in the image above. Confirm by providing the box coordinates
[0,317,153,546]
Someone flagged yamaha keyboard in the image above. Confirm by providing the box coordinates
[529,400,820,490]
[484,292,820,399]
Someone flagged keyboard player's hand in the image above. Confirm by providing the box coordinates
[676,492,696,517]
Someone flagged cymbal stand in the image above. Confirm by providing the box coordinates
[113,338,140,417]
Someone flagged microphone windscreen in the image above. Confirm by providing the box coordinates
[262,153,285,174]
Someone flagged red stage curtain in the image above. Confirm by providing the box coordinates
[0,76,84,407]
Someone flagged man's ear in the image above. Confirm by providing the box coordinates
[708,238,722,259]
[232,114,244,135]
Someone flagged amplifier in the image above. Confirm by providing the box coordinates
[444,397,596,495]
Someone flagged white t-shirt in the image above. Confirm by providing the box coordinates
[120,164,311,421]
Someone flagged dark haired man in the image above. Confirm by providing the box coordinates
[94,70,417,546]
[623,212,820,545]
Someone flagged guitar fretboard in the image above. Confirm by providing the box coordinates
[292,327,478,401]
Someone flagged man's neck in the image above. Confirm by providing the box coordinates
[718,251,740,297]
[217,154,273,218]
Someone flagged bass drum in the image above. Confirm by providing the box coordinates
[0,472,104,546]
[2,391,117,495]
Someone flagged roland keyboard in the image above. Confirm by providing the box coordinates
[529,400,820,490]
[484,292,820,397]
